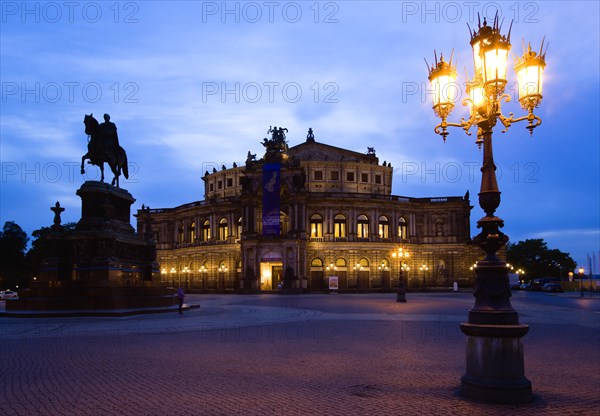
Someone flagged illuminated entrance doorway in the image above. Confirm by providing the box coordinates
[260,261,283,290]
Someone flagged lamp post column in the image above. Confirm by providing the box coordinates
[459,128,531,404]
[392,248,408,302]
[397,264,406,302]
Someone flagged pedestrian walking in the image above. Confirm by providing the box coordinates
[177,286,185,314]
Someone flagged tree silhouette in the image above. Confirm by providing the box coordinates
[0,221,29,289]
[26,223,76,278]
[507,239,576,280]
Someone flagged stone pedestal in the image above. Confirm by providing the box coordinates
[459,259,532,404]
[7,181,176,314]
[460,323,531,404]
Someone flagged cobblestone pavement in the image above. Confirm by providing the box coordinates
[1,293,598,415]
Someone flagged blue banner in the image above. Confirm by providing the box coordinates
[262,163,281,236]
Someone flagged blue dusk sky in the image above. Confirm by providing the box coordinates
[1,1,598,272]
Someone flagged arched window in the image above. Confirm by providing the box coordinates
[311,258,323,268]
[435,219,444,236]
[178,225,184,244]
[219,218,229,240]
[357,215,369,239]
[310,214,323,238]
[398,217,409,239]
[335,258,347,268]
[359,258,370,268]
[378,215,389,239]
[379,258,390,271]
[188,221,196,243]
[202,220,211,241]
[334,214,347,238]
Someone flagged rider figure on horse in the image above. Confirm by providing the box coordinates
[99,114,120,166]
[82,113,129,187]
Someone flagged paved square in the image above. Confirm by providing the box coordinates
[1,292,598,415]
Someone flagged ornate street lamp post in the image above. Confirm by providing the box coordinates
[170,267,176,287]
[427,15,547,404]
[199,265,207,292]
[420,263,429,288]
[578,267,585,297]
[183,266,190,289]
[219,264,228,292]
[392,247,410,302]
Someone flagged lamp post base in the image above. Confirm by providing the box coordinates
[396,291,406,302]
[396,278,407,302]
[460,323,532,404]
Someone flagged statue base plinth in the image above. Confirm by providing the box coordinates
[459,323,532,404]
[7,182,176,315]
[6,285,177,313]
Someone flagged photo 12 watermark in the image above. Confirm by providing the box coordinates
[201,1,340,24]
[1,81,140,104]
[1,161,139,184]
[401,80,539,108]
[397,161,540,184]
[400,1,540,24]
[1,1,140,24]
[201,81,339,104]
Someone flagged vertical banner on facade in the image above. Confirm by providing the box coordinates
[262,163,281,236]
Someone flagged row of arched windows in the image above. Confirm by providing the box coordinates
[309,214,409,239]
[175,214,410,243]
[310,257,391,270]
[178,218,242,244]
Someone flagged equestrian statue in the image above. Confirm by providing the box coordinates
[81,113,129,187]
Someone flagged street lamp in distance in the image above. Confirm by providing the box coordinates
[392,247,409,302]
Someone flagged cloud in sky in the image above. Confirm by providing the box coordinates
[1,1,598,268]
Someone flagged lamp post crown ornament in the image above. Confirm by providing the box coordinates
[428,12,547,144]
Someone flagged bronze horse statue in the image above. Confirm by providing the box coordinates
[81,114,129,187]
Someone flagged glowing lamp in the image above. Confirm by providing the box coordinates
[515,42,546,111]
[428,55,458,120]
[467,77,485,116]
[481,34,511,93]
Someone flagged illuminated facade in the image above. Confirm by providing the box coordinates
[138,130,478,292]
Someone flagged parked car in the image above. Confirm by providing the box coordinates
[511,283,522,290]
[0,290,19,300]
[542,283,564,293]
[520,283,531,290]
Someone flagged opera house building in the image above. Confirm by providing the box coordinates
[137,128,478,292]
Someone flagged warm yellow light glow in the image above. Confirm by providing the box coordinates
[482,43,509,88]
[467,78,485,115]
[514,43,546,107]
[430,70,458,108]
[472,40,483,74]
